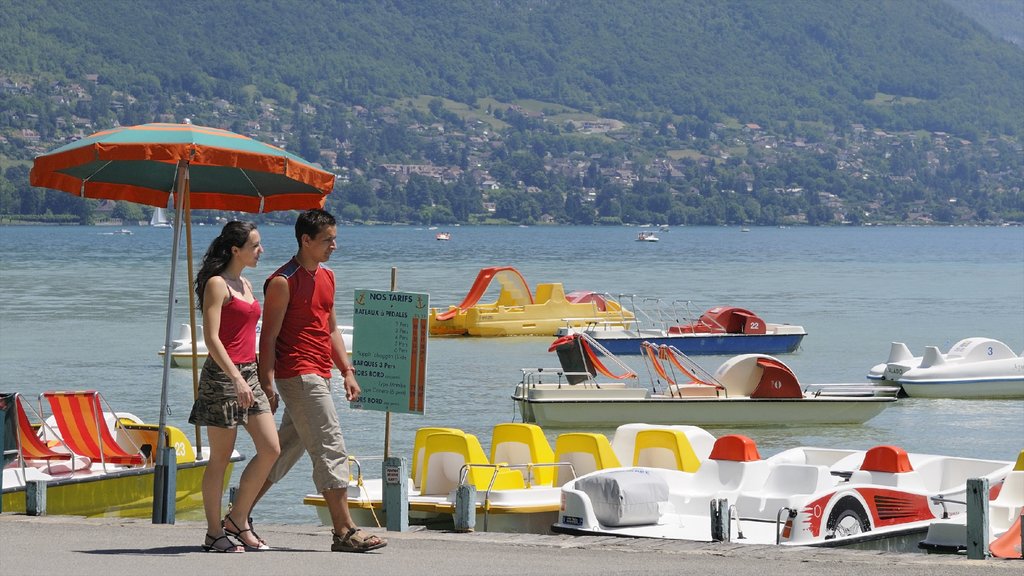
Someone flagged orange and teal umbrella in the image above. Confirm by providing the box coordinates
[30,122,333,212]
[30,122,335,523]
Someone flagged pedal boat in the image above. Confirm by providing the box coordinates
[867,337,1024,398]
[554,440,1015,550]
[918,449,1024,558]
[1,392,241,518]
[158,322,353,369]
[560,303,806,355]
[428,266,634,336]
[303,422,715,534]
[513,334,896,427]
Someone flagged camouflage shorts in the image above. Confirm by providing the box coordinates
[188,359,270,428]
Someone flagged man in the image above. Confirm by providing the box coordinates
[256,208,386,553]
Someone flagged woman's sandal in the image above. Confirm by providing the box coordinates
[202,533,243,553]
[331,527,387,553]
[223,514,270,550]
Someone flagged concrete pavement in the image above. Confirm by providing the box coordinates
[0,515,1018,575]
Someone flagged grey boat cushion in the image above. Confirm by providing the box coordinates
[576,468,669,527]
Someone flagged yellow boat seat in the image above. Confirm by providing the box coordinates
[490,423,555,486]
[420,432,525,496]
[553,432,621,486]
[410,427,462,489]
[632,428,702,472]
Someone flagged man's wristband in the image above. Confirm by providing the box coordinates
[341,366,356,376]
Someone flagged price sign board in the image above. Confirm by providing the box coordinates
[349,289,429,414]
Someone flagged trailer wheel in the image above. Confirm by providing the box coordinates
[825,496,871,540]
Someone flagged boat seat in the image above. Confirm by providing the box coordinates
[420,432,525,496]
[734,463,834,519]
[632,429,701,472]
[991,470,1024,533]
[848,445,924,490]
[669,435,770,516]
[489,423,555,486]
[411,427,462,489]
[5,393,90,476]
[553,433,621,486]
[40,391,145,471]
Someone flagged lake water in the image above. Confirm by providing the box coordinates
[1,223,1022,524]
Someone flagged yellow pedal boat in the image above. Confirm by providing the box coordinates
[428,266,634,336]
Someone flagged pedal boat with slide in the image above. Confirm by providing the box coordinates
[554,438,1016,550]
[1,391,241,517]
[428,266,634,337]
[512,333,896,428]
[303,422,716,534]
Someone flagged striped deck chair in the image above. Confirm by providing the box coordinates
[5,393,88,477]
[41,391,145,470]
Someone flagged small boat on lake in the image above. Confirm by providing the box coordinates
[1,391,240,517]
[513,333,895,428]
[867,337,1024,399]
[435,231,451,241]
[636,231,659,242]
[428,266,634,337]
[149,207,172,228]
[303,422,716,534]
[554,439,1016,550]
[559,300,806,355]
[158,322,354,369]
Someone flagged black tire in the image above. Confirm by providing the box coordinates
[824,495,871,540]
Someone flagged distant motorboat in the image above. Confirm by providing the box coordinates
[435,231,451,241]
[159,322,354,369]
[150,207,172,228]
[636,231,659,242]
[866,337,1024,399]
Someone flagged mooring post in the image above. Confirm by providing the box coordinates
[151,446,177,524]
[710,498,730,542]
[26,479,47,516]
[965,477,990,560]
[454,483,477,532]
[382,456,408,532]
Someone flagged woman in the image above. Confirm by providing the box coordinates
[189,221,280,552]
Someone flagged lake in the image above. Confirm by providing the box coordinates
[0,223,1021,524]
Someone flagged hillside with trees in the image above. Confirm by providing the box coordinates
[1,0,1021,226]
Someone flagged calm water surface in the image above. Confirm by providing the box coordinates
[1,224,1022,524]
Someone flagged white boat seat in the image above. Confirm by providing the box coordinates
[991,471,1024,533]
[734,463,834,518]
[848,445,925,490]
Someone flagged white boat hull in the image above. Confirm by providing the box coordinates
[517,394,893,427]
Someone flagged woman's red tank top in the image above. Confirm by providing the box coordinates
[220,296,261,363]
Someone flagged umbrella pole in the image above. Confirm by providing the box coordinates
[185,191,202,456]
[153,163,188,524]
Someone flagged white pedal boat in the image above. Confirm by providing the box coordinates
[553,439,1015,550]
[919,449,1024,558]
[514,334,895,427]
[303,422,716,534]
[867,337,1024,398]
[158,322,353,369]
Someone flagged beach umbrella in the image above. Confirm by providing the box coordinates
[30,122,334,522]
